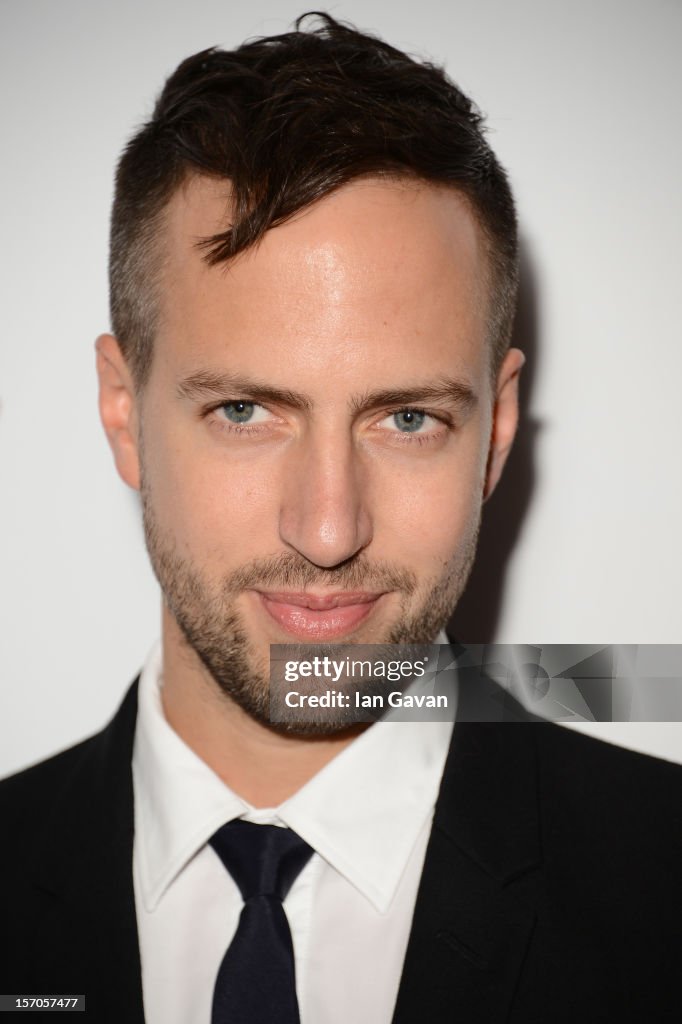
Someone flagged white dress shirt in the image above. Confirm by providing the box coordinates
[132,638,455,1024]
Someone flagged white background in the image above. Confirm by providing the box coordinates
[1,0,681,776]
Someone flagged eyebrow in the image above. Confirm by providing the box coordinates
[176,370,477,414]
[176,371,313,411]
[349,379,477,415]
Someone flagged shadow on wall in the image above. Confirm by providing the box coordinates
[449,239,542,643]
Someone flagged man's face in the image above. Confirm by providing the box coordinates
[100,176,521,727]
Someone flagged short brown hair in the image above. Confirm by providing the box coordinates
[110,12,518,388]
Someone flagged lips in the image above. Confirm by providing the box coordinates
[256,590,384,639]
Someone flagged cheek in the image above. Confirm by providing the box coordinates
[141,419,282,564]
[365,431,488,573]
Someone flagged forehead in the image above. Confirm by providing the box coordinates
[156,175,490,382]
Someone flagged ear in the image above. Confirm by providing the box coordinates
[483,347,525,502]
[95,333,141,491]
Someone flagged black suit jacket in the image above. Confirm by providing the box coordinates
[1,668,682,1022]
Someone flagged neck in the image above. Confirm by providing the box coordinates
[159,606,363,807]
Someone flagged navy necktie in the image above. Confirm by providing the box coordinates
[209,819,314,1024]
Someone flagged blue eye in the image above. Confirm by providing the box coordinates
[393,409,426,432]
[220,401,255,423]
[212,401,273,432]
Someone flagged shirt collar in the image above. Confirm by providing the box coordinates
[133,633,455,914]
[278,705,454,913]
[133,642,252,911]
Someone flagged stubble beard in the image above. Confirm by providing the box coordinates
[140,474,480,736]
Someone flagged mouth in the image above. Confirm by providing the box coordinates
[254,590,386,640]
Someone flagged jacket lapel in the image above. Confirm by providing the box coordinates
[28,681,145,1023]
[392,671,543,1023]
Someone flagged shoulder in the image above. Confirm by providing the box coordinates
[0,735,103,866]
[0,680,139,864]
[443,698,682,891]
[452,657,682,820]
[535,718,682,803]
[533,720,682,850]
[0,732,101,806]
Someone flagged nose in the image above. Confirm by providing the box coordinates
[278,430,373,568]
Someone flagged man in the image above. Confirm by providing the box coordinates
[1,12,681,1023]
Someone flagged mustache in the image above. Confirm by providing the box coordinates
[222,553,418,595]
